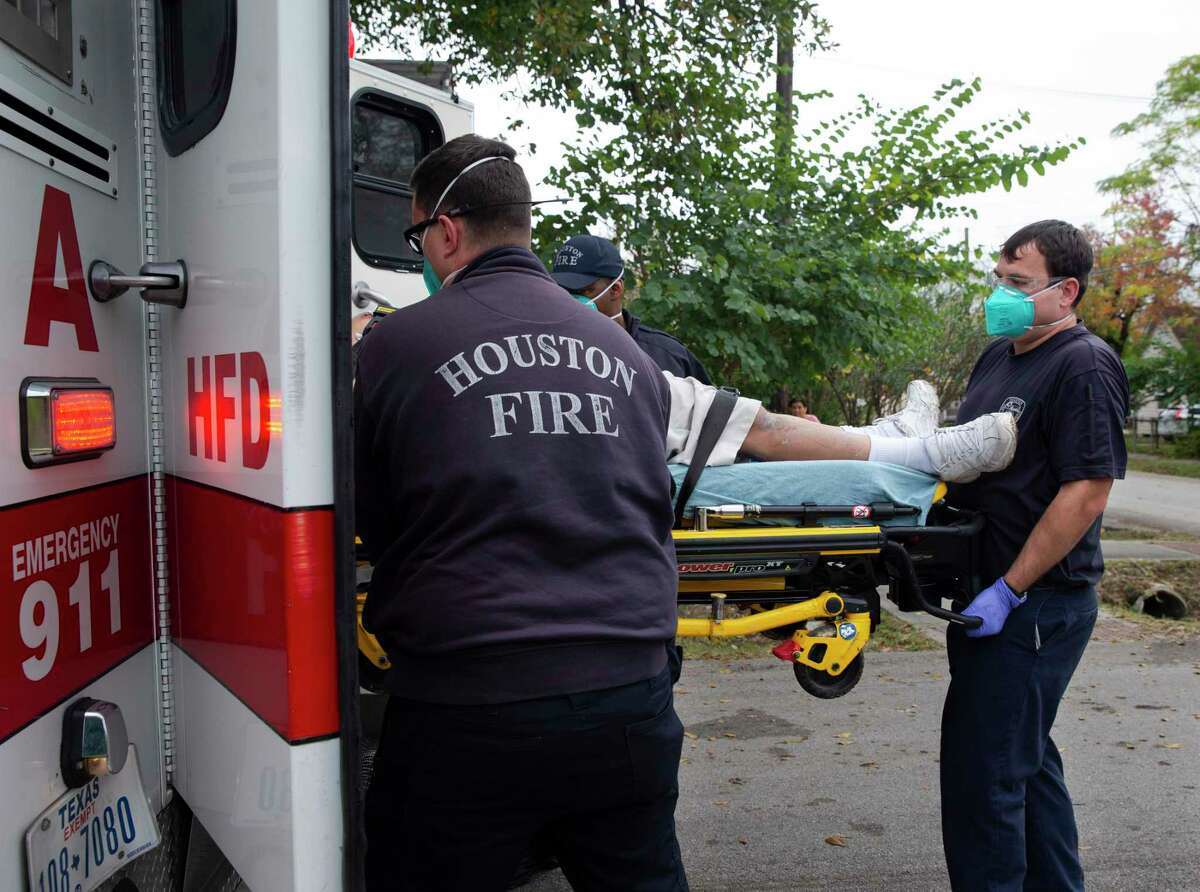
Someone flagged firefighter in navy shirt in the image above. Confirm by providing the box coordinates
[943,220,1129,892]
[551,234,713,383]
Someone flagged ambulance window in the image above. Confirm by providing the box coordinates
[352,92,443,272]
[0,0,73,84]
[156,0,236,156]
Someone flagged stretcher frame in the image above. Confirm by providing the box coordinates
[355,486,984,699]
[671,483,984,697]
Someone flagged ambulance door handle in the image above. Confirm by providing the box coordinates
[88,259,189,309]
[352,280,396,310]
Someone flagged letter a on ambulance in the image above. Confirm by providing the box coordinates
[23,185,99,352]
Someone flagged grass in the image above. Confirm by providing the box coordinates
[870,612,943,651]
[677,607,940,660]
[1127,454,1200,479]
[1098,559,1200,631]
[1101,525,1200,542]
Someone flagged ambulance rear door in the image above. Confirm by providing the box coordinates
[348,57,473,313]
[149,2,347,889]
[0,2,162,889]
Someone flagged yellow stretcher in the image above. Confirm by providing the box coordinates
[356,483,985,699]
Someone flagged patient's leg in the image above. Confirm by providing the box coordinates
[740,409,1015,484]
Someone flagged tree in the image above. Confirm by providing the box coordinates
[1083,191,1192,357]
[1099,54,1200,258]
[353,1,1081,396]
[811,275,992,425]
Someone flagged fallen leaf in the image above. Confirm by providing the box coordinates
[860,761,879,768]
[824,835,848,847]
[722,732,737,739]
[1159,742,1184,749]
[684,731,698,740]
[728,777,745,785]
[713,800,729,807]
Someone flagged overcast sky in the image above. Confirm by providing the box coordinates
[439,0,1197,256]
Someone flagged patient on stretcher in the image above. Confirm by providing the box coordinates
[670,380,958,527]
[665,376,1015,484]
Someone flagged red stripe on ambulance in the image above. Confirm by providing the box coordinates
[167,478,338,742]
[0,478,153,743]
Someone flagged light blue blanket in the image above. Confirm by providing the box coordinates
[669,460,940,526]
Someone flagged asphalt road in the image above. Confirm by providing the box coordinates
[528,632,1200,891]
[1107,471,1200,536]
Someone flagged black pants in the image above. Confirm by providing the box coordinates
[941,585,1097,891]
[365,667,688,891]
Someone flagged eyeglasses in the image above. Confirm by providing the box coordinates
[403,207,473,257]
[403,200,544,256]
[986,272,1069,293]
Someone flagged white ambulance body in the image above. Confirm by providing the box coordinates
[0,3,470,890]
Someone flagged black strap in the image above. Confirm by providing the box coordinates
[673,386,740,528]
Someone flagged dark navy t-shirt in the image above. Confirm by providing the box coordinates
[949,324,1129,588]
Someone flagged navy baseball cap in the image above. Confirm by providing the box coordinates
[550,234,624,290]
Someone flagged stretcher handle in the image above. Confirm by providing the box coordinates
[882,540,983,630]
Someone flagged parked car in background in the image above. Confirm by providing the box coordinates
[1158,404,1199,436]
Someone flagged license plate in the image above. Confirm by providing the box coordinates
[25,745,159,892]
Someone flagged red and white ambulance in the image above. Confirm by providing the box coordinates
[0,3,470,889]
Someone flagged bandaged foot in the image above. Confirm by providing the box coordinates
[846,380,940,438]
[868,411,1017,482]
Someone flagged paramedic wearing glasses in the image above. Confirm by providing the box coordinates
[354,134,1020,891]
[356,135,692,891]
[943,220,1129,892]
[550,234,713,384]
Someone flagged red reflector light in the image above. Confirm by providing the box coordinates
[21,378,116,468]
[52,389,116,453]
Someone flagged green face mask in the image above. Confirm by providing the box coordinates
[983,284,1036,337]
[423,259,442,296]
[983,280,1072,338]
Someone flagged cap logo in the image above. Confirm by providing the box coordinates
[555,245,583,267]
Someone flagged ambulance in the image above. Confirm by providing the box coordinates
[1,2,470,889]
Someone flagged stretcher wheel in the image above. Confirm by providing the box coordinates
[793,653,864,699]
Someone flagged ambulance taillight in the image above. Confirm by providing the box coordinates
[21,378,116,467]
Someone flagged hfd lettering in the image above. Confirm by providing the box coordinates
[187,353,273,469]
[23,185,99,352]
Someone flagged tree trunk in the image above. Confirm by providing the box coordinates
[774,9,794,164]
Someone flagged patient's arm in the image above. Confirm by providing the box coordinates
[740,409,870,462]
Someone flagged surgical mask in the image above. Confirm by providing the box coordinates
[984,281,1072,338]
[573,270,624,311]
[423,259,442,296]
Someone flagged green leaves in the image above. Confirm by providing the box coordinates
[1101,54,1200,237]
[353,1,1081,399]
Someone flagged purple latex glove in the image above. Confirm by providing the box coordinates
[963,577,1026,638]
